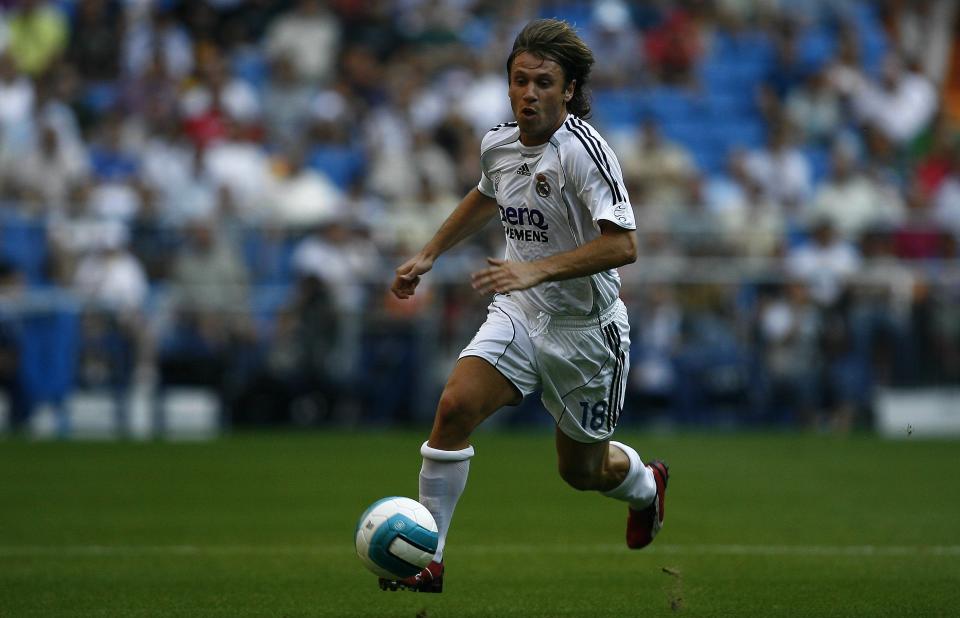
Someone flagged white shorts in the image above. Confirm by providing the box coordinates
[459,295,631,443]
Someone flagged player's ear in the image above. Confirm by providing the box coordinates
[564,79,576,102]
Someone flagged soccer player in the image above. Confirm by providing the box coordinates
[383,18,669,593]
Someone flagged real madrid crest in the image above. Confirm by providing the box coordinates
[535,173,550,198]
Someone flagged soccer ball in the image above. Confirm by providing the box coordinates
[355,496,439,579]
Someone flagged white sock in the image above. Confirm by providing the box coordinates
[418,441,474,562]
[602,441,657,509]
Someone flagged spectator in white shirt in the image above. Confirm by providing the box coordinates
[264,0,341,85]
[808,143,904,239]
[786,219,861,307]
[72,222,149,313]
[266,148,343,229]
[744,121,812,207]
[15,123,90,217]
[847,53,938,145]
[203,120,274,220]
[786,69,843,146]
[0,53,35,172]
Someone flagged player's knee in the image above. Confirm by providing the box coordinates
[558,460,603,491]
[432,390,476,443]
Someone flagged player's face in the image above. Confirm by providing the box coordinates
[508,52,574,146]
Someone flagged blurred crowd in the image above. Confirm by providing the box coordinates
[0,0,958,434]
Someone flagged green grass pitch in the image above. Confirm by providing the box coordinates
[1,430,959,616]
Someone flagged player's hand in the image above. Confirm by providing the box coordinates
[471,258,546,295]
[391,253,435,299]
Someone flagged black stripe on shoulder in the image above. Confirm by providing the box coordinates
[565,119,619,206]
[572,118,624,203]
[489,121,518,132]
[481,134,520,158]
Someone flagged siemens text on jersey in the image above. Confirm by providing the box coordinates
[498,204,549,243]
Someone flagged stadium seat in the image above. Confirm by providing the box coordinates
[250,283,293,337]
[659,119,707,144]
[698,61,765,95]
[538,1,592,26]
[242,227,299,285]
[0,211,48,284]
[797,27,836,69]
[232,51,269,91]
[18,304,81,433]
[645,87,697,123]
[803,145,832,184]
[592,89,644,129]
[81,82,120,115]
[710,120,767,150]
[307,145,366,190]
[704,92,756,118]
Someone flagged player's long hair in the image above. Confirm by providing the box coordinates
[507,18,595,119]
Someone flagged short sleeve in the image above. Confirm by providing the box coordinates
[563,121,636,230]
[477,126,507,198]
[477,169,496,198]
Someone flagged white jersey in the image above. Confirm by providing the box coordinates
[477,114,636,317]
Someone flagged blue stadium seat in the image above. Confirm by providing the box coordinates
[19,306,80,411]
[0,210,48,284]
[690,144,729,176]
[704,92,756,118]
[538,1,592,27]
[242,227,299,285]
[645,87,698,123]
[660,120,713,151]
[250,283,293,337]
[459,16,494,50]
[592,89,644,128]
[308,145,366,190]
[81,82,120,115]
[846,1,889,76]
[698,61,765,94]
[711,30,771,60]
[798,27,836,70]
[232,50,269,91]
[803,145,832,184]
[710,120,767,150]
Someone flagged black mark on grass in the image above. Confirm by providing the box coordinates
[662,566,683,612]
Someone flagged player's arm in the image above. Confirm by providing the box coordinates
[471,220,636,294]
[392,188,499,299]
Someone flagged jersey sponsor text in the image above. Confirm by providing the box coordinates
[504,227,549,242]
[498,204,549,243]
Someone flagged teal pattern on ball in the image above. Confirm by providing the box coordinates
[367,513,439,578]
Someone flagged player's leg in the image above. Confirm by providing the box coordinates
[554,430,655,496]
[420,355,521,562]
[382,356,523,592]
[541,302,668,549]
[555,429,667,549]
[383,299,537,592]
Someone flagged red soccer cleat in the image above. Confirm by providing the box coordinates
[378,560,444,593]
[626,460,669,549]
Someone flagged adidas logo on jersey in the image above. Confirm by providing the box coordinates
[516,163,532,176]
